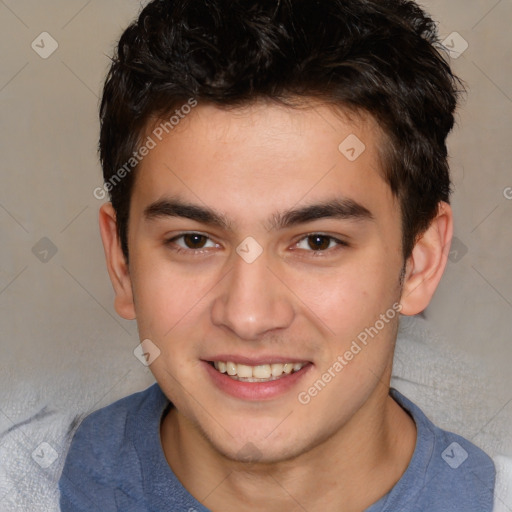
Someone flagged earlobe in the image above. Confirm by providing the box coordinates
[98,203,136,320]
[399,202,453,316]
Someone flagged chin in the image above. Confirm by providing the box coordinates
[201,424,315,466]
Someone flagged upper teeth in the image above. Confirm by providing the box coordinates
[213,361,306,380]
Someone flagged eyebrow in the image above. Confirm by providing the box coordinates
[268,198,373,230]
[143,196,374,231]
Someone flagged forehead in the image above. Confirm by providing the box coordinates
[132,100,398,226]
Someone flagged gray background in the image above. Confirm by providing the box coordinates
[0,0,511,471]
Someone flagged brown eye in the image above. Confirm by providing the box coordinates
[294,234,347,253]
[182,233,208,249]
[166,232,219,253]
[307,235,332,251]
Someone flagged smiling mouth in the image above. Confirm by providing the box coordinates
[209,361,309,382]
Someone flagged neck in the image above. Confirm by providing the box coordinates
[160,384,416,512]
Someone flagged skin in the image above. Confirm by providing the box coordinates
[99,100,453,512]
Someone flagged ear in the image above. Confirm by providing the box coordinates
[98,203,136,320]
[399,201,453,316]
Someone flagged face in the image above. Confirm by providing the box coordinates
[122,101,407,463]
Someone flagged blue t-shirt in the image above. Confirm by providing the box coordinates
[59,384,496,511]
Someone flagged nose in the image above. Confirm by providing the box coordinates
[210,249,295,341]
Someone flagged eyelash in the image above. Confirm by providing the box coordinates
[165,232,219,255]
[164,232,349,256]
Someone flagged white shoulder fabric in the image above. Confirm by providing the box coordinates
[493,456,512,512]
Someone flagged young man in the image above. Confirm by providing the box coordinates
[59,0,496,510]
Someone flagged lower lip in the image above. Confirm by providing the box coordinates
[203,361,313,401]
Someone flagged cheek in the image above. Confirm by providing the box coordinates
[287,261,395,330]
[129,250,213,340]
[130,261,210,391]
